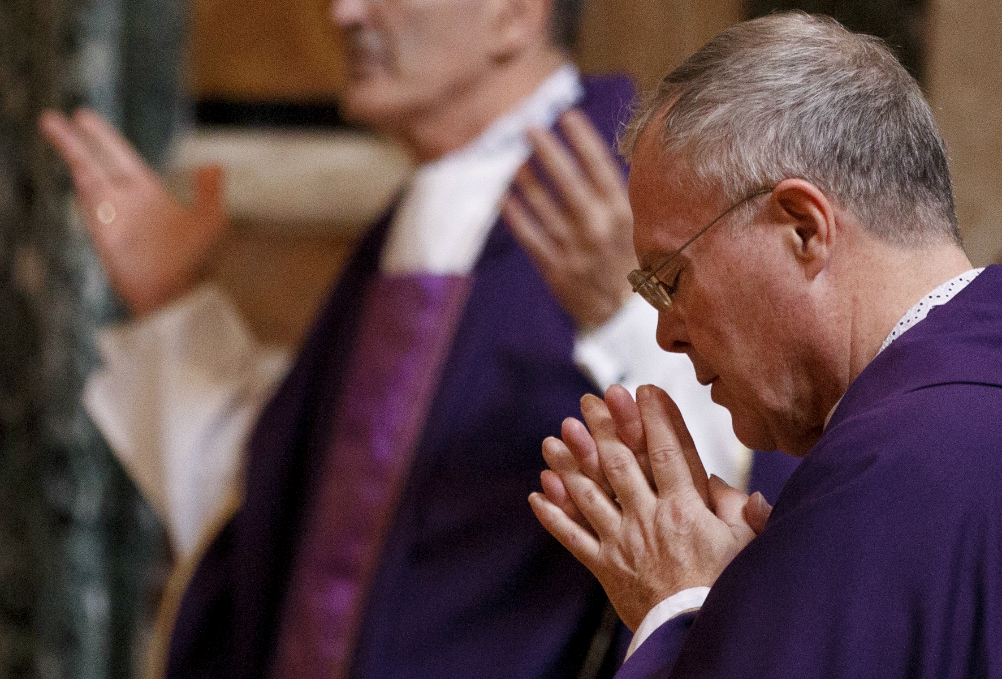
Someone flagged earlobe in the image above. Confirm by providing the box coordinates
[771,179,835,280]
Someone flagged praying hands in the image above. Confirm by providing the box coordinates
[529,384,772,631]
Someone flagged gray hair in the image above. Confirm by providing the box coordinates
[621,12,959,246]
[550,0,588,50]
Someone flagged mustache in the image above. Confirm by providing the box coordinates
[344,27,386,61]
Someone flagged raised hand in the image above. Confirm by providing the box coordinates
[502,109,635,329]
[39,108,227,316]
[530,385,763,631]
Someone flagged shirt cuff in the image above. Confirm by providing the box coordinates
[573,295,656,392]
[625,587,711,660]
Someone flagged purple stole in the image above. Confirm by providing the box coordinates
[271,274,472,679]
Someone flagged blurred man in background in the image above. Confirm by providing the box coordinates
[40,0,754,677]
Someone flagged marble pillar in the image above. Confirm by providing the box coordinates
[0,0,181,676]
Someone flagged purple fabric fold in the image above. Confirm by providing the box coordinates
[271,273,472,679]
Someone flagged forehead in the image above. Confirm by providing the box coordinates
[627,125,719,268]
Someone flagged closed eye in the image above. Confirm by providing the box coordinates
[660,269,682,297]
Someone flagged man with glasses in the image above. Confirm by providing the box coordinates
[533,12,1002,678]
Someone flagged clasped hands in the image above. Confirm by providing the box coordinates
[530,384,772,631]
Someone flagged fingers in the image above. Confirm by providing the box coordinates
[636,385,710,506]
[502,168,566,277]
[558,109,628,201]
[604,385,645,453]
[502,193,551,264]
[39,109,109,196]
[580,393,655,511]
[529,492,601,565]
[743,491,773,535]
[541,433,623,537]
[558,416,615,496]
[72,108,148,178]
[540,468,589,528]
[525,126,593,218]
[511,164,572,245]
[707,475,749,528]
[604,384,654,483]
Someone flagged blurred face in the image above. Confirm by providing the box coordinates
[627,127,828,455]
[330,0,500,129]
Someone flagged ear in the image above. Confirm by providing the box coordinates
[488,0,553,60]
[768,178,837,280]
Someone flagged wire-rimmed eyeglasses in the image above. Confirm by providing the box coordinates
[627,187,774,312]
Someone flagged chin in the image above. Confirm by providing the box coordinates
[733,421,779,453]
[341,80,403,127]
[727,408,779,453]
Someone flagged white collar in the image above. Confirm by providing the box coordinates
[380,64,584,276]
[824,267,985,429]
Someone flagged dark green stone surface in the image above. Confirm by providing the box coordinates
[0,0,181,676]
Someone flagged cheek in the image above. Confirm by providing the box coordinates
[393,2,489,83]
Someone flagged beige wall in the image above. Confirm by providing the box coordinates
[927,0,1002,266]
[190,0,344,100]
[575,0,742,91]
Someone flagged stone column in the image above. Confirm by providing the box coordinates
[0,0,179,677]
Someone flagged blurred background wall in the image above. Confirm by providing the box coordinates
[1,0,998,677]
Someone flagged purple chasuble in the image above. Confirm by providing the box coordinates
[271,273,472,679]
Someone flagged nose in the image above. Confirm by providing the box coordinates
[655,308,690,354]
[330,0,367,27]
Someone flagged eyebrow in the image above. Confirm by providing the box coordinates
[641,249,687,277]
[639,250,673,272]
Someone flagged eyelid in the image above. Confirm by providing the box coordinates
[656,263,683,291]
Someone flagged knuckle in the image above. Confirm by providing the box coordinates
[600,449,634,478]
[663,496,699,534]
[647,443,680,467]
[580,483,609,507]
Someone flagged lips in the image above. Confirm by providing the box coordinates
[695,373,717,387]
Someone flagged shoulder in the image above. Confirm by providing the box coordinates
[765,381,1002,561]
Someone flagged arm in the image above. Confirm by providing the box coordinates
[502,110,750,485]
[38,108,227,315]
[85,285,291,557]
[38,109,286,555]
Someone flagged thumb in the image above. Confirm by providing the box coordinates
[707,474,751,528]
[743,491,773,535]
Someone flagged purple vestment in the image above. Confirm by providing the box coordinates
[164,76,639,679]
[272,274,472,679]
[618,265,1002,679]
